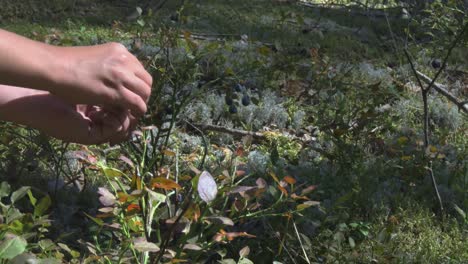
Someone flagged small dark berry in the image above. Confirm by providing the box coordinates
[197,80,206,88]
[225,96,233,106]
[241,94,250,106]
[170,13,179,22]
[27,164,35,172]
[229,105,237,114]
[431,59,441,69]
[234,83,244,93]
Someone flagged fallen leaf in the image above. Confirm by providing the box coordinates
[198,171,217,203]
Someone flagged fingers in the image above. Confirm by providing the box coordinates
[109,112,137,145]
[123,73,152,103]
[117,88,147,117]
[135,69,153,88]
[87,107,137,145]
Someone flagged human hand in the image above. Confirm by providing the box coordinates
[75,105,137,145]
[0,85,136,145]
[49,42,152,116]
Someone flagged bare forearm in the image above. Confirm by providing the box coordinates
[0,29,64,92]
[0,85,88,142]
[0,29,151,116]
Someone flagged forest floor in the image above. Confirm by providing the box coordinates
[0,1,467,263]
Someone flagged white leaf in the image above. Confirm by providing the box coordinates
[197,171,217,203]
[133,238,159,253]
[204,216,234,226]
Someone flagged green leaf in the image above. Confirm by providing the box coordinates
[83,212,104,226]
[101,167,124,178]
[219,259,236,264]
[58,243,80,258]
[239,245,250,258]
[137,19,145,27]
[0,235,27,260]
[348,237,356,248]
[8,220,24,234]
[11,186,31,204]
[453,204,466,219]
[0,182,11,199]
[38,239,56,251]
[27,190,37,207]
[34,195,51,217]
[296,201,320,211]
[145,187,166,234]
[238,258,254,264]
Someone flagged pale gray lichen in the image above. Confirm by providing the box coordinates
[247,150,270,175]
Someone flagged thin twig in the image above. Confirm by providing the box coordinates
[292,218,311,264]
[193,123,315,143]
[415,70,468,113]
[404,50,443,213]
[401,23,467,216]
[424,23,468,94]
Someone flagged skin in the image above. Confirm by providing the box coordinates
[0,29,152,144]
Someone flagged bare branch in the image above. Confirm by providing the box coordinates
[415,70,468,114]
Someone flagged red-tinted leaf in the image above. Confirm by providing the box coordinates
[235,146,245,157]
[278,184,288,196]
[151,177,181,190]
[283,176,297,185]
[117,192,129,203]
[291,193,310,201]
[235,170,246,177]
[214,230,256,242]
[184,204,201,222]
[127,204,141,212]
[96,213,114,218]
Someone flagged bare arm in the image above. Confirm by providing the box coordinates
[0,30,62,92]
[0,84,135,145]
[0,29,152,116]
